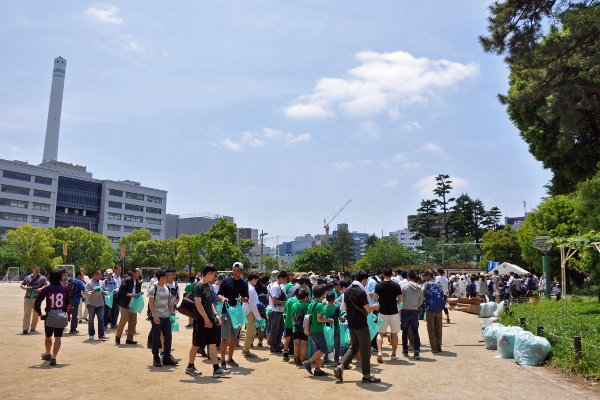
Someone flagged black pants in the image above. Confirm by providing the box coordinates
[443,295,449,317]
[104,304,119,328]
[341,326,371,377]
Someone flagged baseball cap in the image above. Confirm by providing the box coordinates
[232,262,244,270]
[106,269,114,275]
[217,273,226,280]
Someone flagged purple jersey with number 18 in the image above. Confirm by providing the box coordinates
[34,284,71,316]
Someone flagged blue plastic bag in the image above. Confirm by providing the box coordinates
[215,302,223,317]
[129,294,145,314]
[367,313,383,340]
[225,301,247,330]
[171,315,179,332]
[483,323,504,350]
[253,318,266,331]
[323,324,335,352]
[104,290,114,308]
[514,331,551,366]
[497,326,524,358]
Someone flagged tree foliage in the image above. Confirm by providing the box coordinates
[434,174,455,239]
[448,194,494,243]
[481,225,524,267]
[0,244,19,274]
[410,199,440,240]
[357,236,417,271]
[50,227,114,272]
[293,245,337,275]
[5,225,62,270]
[331,229,355,272]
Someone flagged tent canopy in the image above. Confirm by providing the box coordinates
[490,262,529,275]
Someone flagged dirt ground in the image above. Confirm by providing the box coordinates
[1,282,598,400]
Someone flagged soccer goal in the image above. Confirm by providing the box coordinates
[1,267,20,283]
[55,265,76,280]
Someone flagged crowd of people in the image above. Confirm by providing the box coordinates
[21,263,466,382]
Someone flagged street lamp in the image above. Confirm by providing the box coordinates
[533,236,552,298]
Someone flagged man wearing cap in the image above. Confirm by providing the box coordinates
[217,262,249,369]
[103,269,119,330]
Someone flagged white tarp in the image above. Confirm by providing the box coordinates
[490,262,529,275]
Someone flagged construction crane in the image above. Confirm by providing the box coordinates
[324,199,352,235]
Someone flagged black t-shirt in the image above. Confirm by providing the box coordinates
[217,277,249,312]
[193,282,214,321]
[374,280,402,315]
[344,285,369,330]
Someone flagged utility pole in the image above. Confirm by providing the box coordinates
[260,230,268,271]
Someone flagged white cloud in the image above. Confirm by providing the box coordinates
[392,152,408,163]
[402,121,422,131]
[218,128,311,150]
[413,175,467,197]
[357,121,380,138]
[85,5,124,25]
[284,50,479,118]
[124,41,146,54]
[422,142,443,153]
[333,162,353,169]
[220,138,241,151]
[383,180,398,188]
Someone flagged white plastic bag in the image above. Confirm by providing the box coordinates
[483,323,504,350]
[480,302,498,318]
[514,331,551,366]
[496,326,524,358]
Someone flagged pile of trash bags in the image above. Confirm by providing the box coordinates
[483,323,504,350]
[497,326,524,358]
[479,302,498,318]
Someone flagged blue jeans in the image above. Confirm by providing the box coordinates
[151,317,172,358]
[87,305,105,338]
[268,311,284,351]
[70,299,79,332]
[401,310,421,352]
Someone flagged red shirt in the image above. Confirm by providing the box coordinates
[34,284,71,316]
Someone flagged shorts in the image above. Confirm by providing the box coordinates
[310,331,328,354]
[285,328,294,338]
[220,313,241,340]
[44,322,63,338]
[192,319,219,348]
[378,313,401,334]
[293,330,308,341]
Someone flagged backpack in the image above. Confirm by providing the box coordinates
[467,283,476,295]
[294,306,305,333]
[66,278,76,298]
[427,282,446,313]
[303,301,316,337]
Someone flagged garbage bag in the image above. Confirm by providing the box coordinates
[323,324,335,352]
[480,302,498,318]
[497,326,524,358]
[483,323,504,350]
[339,322,350,348]
[367,313,383,340]
[104,290,114,308]
[129,294,145,314]
[225,301,247,330]
[215,302,223,317]
[253,318,266,331]
[171,315,179,332]
[480,319,493,334]
[514,331,551,366]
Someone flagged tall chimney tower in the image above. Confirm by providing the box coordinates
[42,57,67,163]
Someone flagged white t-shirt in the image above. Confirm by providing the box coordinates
[435,275,449,296]
[392,276,403,284]
[268,283,284,312]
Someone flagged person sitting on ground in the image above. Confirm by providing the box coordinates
[34,269,70,366]
[148,268,177,367]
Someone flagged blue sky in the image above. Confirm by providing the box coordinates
[0,1,551,242]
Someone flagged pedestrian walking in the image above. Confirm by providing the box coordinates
[374,267,402,362]
[148,268,177,367]
[422,270,444,353]
[21,265,48,334]
[115,267,142,345]
[400,270,422,360]
[85,269,109,341]
[67,270,86,334]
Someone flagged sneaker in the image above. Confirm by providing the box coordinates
[296,358,302,366]
[371,347,378,353]
[243,351,257,358]
[391,354,399,360]
[185,366,201,377]
[50,358,56,366]
[362,375,381,383]
[282,355,290,362]
[414,353,421,360]
[99,335,109,340]
[69,330,79,334]
[212,368,231,378]
[377,352,383,363]
[30,328,36,332]
[89,336,94,340]
[226,359,239,367]
[162,357,178,366]
[332,361,341,367]
[303,360,313,375]
[153,358,162,367]
[125,340,137,345]
[334,366,343,382]
[220,361,227,371]
[402,350,409,356]
[23,330,28,334]
[115,337,120,345]
[314,369,329,376]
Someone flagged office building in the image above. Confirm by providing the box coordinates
[0,57,167,244]
[238,227,259,244]
[165,213,234,239]
[407,212,453,240]
[505,215,527,230]
[389,228,422,249]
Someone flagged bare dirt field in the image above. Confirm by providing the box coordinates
[1,283,598,400]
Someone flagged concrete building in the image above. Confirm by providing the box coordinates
[407,212,453,240]
[238,227,258,244]
[165,213,234,239]
[389,228,422,249]
[0,57,167,244]
[505,215,527,230]
[330,228,369,261]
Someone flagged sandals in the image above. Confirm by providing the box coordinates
[41,353,51,360]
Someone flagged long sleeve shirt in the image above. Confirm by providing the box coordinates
[85,278,107,307]
[243,284,262,321]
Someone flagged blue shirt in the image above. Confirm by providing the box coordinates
[72,278,86,304]
[104,278,118,292]
[366,277,378,306]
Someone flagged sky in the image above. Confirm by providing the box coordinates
[0,1,552,245]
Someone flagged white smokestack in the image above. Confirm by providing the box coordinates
[42,57,67,163]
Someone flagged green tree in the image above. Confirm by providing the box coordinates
[130,239,162,273]
[488,206,503,231]
[293,245,337,275]
[410,199,440,240]
[157,238,183,270]
[331,229,355,272]
[433,174,455,239]
[0,244,19,274]
[118,229,152,270]
[481,225,524,267]
[575,165,600,233]
[448,194,494,243]
[176,234,205,273]
[365,234,379,250]
[196,218,253,271]
[481,1,600,195]
[261,256,279,272]
[361,236,411,271]
[49,227,114,273]
[5,225,62,270]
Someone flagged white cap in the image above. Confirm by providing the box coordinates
[232,262,244,270]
